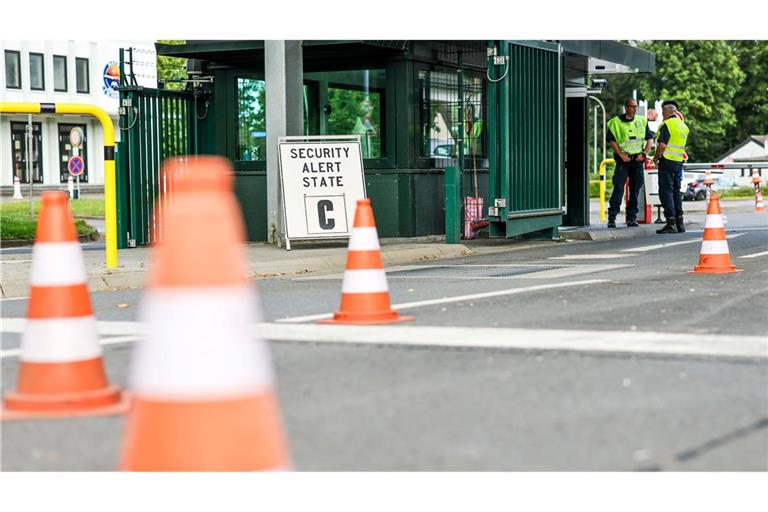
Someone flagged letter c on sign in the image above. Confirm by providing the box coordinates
[317,200,335,230]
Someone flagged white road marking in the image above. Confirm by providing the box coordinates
[687,227,768,233]
[622,233,745,253]
[739,250,768,259]
[276,279,608,323]
[548,254,636,260]
[1,335,140,359]
[0,296,28,302]
[2,324,765,361]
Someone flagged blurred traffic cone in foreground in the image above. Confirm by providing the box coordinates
[320,198,414,325]
[690,193,742,274]
[120,156,290,471]
[2,192,123,419]
[752,170,765,213]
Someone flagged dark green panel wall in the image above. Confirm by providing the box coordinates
[233,173,267,241]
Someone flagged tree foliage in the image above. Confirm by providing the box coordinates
[731,41,768,143]
[156,40,187,91]
[592,40,766,163]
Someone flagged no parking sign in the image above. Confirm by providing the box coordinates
[68,155,85,177]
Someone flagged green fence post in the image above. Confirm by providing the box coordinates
[445,166,461,244]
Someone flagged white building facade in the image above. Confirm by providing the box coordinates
[1,40,156,190]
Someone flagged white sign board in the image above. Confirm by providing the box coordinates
[278,136,366,249]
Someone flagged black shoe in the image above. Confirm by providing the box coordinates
[627,220,639,227]
[656,223,678,234]
[676,216,685,233]
[607,216,616,229]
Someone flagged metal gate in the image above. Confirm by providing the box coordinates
[116,49,203,248]
[487,40,563,238]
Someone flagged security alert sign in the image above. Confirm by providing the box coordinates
[278,136,366,245]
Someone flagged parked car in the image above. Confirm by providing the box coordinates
[683,176,738,201]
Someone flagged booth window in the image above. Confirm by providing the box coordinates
[76,58,89,93]
[304,69,385,159]
[5,50,21,89]
[53,55,67,92]
[419,69,486,163]
[236,77,266,161]
[30,53,45,91]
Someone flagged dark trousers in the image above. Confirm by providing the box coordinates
[608,158,644,221]
[658,159,684,220]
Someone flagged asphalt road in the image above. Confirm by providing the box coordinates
[2,210,766,470]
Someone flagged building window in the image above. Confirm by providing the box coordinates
[236,77,266,161]
[76,57,89,93]
[419,69,486,164]
[58,124,88,183]
[5,50,21,89]
[53,55,67,92]
[304,69,385,159]
[29,53,45,90]
[10,122,43,184]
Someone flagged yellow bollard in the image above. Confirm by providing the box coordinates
[598,158,615,224]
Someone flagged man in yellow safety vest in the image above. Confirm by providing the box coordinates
[606,99,654,228]
[653,100,690,234]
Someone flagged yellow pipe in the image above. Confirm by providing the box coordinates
[598,158,615,224]
[0,102,118,268]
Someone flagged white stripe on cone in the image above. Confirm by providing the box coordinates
[130,286,275,400]
[347,227,381,251]
[20,316,101,362]
[341,269,389,293]
[703,214,725,229]
[30,242,87,286]
[700,240,731,255]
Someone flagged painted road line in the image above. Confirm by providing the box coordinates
[1,335,140,359]
[739,250,768,259]
[276,279,608,323]
[621,233,745,253]
[2,324,765,361]
[0,296,28,302]
[384,264,632,280]
[687,227,768,233]
[0,318,141,336]
[259,324,768,360]
[547,254,636,260]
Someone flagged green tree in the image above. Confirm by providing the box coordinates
[592,41,746,162]
[730,40,768,145]
[640,41,744,161]
[156,40,187,91]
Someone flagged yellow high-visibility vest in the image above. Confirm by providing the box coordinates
[657,117,689,162]
[607,115,648,155]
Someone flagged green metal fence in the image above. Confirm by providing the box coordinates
[116,49,202,248]
[487,40,563,238]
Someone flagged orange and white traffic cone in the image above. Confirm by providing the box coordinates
[703,169,714,203]
[690,193,742,274]
[320,198,414,325]
[120,156,290,471]
[752,170,765,213]
[2,192,124,419]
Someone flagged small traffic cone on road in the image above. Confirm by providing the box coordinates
[2,192,124,419]
[689,193,742,274]
[120,156,290,471]
[320,198,414,325]
[752,170,765,213]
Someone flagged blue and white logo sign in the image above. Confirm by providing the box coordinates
[102,61,121,99]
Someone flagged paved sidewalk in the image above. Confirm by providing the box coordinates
[560,198,756,241]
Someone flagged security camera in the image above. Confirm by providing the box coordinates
[591,78,608,89]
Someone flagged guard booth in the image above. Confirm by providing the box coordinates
[116,40,654,247]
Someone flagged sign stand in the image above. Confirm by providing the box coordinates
[68,127,85,200]
[277,135,367,251]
